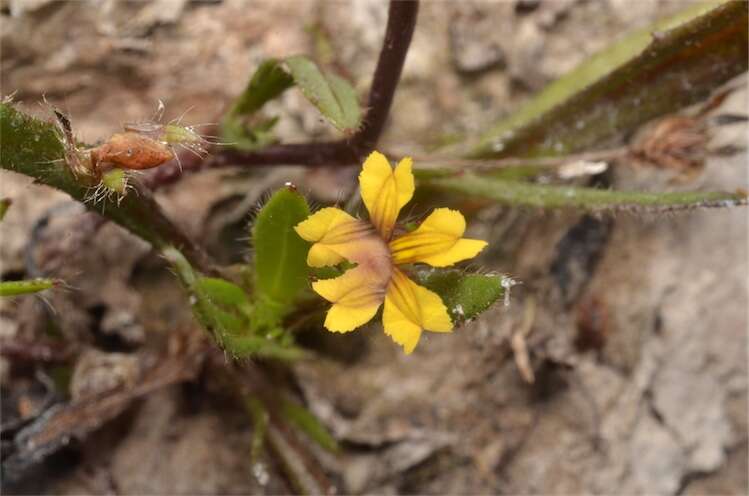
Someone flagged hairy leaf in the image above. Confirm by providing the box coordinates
[163,247,301,360]
[166,249,248,336]
[414,270,505,323]
[425,174,748,211]
[252,186,311,327]
[284,55,361,134]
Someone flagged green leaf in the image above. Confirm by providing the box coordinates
[0,198,11,221]
[245,397,270,464]
[221,56,361,146]
[222,333,305,361]
[165,247,247,336]
[0,278,60,297]
[189,276,254,336]
[252,186,311,327]
[471,1,748,158]
[414,270,505,323]
[195,277,253,319]
[221,59,294,151]
[163,246,303,360]
[195,287,246,335]
[284,55,361,134]
[165,252,239,331]
[233,59,295,116]
[424,174,748,212]
[281,399,339,454]
[0,103,66,171]
[222,116,281,152]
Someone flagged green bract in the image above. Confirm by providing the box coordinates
[415,270,506,324]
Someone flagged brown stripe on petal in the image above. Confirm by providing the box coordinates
[340,282,387,308]
[387,269,422,324]
[324,220,376,244]
[389,231,457,265]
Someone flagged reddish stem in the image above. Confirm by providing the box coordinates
[147,0,420,189]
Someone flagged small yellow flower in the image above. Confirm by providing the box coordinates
[294,151,487,354]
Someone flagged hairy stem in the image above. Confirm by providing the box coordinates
[0,103,216,273]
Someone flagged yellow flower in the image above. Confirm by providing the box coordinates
[294,151,487,354]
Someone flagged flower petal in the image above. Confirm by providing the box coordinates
[359,151,414,240]
[306,243,345,267]
[389,208,487,267]
[294,207,375,267]
[382,269,452,354]
[294,207,363,243]
[416,239,487,267]
[312,266,386,332]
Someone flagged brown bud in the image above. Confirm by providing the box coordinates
[90,132,174,172]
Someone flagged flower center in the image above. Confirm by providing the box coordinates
[345,230,393,290]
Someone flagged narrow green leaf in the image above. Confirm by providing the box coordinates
[281,399,339,454]
[425,174,748,211]
[0,198,11,221]
[221,59,294,151]
[284,55,361,134]
[414,270,505,323]
[252,186,311,325]
[222,333,305,361]
[164,246,197,286]
[471,0,748,158]
[0,278,60,297]
[245,397,270,464]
